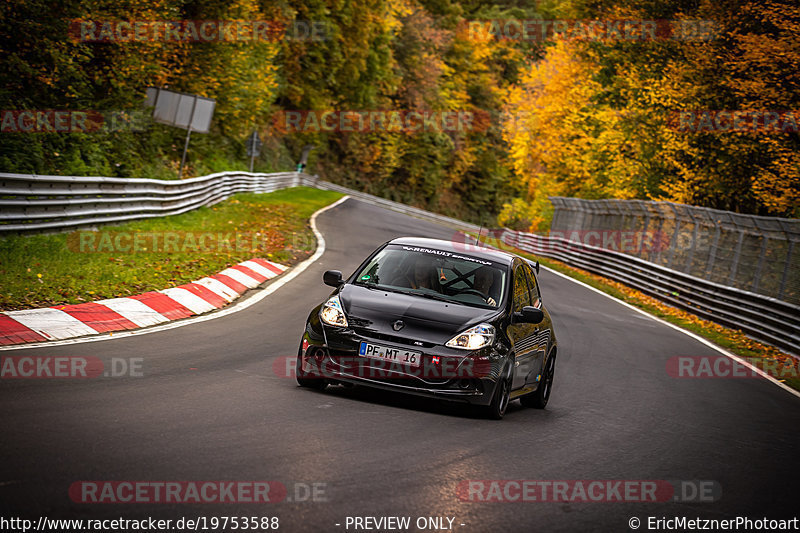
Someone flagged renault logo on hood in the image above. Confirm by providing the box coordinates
[392,320,405,331]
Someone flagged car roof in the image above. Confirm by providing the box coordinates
[387,237,517,266]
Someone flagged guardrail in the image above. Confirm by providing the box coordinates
[0,171,481,235]
[549,196,800,306]
[303,175,482,233]
[489,228,800,356]
[0,171,303,233]
[1,171,796,355]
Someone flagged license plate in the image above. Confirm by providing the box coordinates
[359,342,421,367]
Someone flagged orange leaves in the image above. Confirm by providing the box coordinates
[498,0,799,220]
[500,39,641,230]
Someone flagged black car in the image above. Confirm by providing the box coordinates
[296,237,558,419]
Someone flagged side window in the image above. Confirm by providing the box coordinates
[523,264,542,308]
[512,265,532,312]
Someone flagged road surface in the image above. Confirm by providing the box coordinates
[1,198,798,532]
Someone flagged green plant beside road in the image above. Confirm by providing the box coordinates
[0,187,342,311]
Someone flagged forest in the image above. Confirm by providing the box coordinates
[1,0,797,229]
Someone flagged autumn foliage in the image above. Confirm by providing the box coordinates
[0,0,797,226]
[500,0,799,229]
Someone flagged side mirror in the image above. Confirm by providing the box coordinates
[323,270,344,287]
[514,306,544,324]
[534,261,540,274]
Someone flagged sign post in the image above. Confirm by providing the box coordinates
[145,88,215,179]
[246,130,262,172]
[178,98,197,179]
[296,144,315,172]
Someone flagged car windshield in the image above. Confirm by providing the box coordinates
[353,244,507,309]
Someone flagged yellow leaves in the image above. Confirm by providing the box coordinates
[387,0,415,33]
[498,0,799,219]
[502,38,629,212]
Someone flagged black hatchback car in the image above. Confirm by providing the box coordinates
[297,237,558,419]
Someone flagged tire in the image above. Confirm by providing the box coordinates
[521,352,556,409]
[296,347,327,391]
[484,367,511,420]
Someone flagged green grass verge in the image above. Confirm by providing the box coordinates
[0,187,342,311]
[473,233,800,393]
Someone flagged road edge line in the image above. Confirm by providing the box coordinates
[0,195,351,351]
[541,264,800,401]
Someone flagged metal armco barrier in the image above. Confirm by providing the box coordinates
[490,228,800,356]
[550,197,800,306]
[0,171,481,235]
[0,171,796,355]
[0,171,303,233]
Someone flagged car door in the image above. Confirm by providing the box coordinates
[522,262,549,387]
[506,262,538,390]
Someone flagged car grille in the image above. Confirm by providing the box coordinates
[351,327,437,348]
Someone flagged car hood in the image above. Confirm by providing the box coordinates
[339,284,497,344]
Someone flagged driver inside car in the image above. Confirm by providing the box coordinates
[473,266,498,306]
[394,255,439,291]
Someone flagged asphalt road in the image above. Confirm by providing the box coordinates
[1,198,799,532]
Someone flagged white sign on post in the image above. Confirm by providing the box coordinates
[145,88,216,177]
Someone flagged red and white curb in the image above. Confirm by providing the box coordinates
[0,258,286,346]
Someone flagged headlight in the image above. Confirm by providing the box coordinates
[319,295,348,327]
[446,323,495,350]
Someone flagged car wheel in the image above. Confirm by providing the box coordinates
[521,352,556,409]
[296,347,327,391]
[485,368,511,420]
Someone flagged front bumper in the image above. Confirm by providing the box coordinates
[301,325,506,406]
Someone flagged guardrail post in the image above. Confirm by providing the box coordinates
[575,201,588,232]
[582,200,592,232]
[751,235,769,293]
[550,198,564,230]
[638,212,651,258]
[653,215,666,265]
[728,229,746,286]
[705,225,721,278]
[666,204,681,269]
[619,202,629,233]
[684,209,699,273]
[779,240,795,299]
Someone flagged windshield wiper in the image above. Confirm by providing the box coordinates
[355,282,407,295]
[355,282,453,303]
[411,291,453,303]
